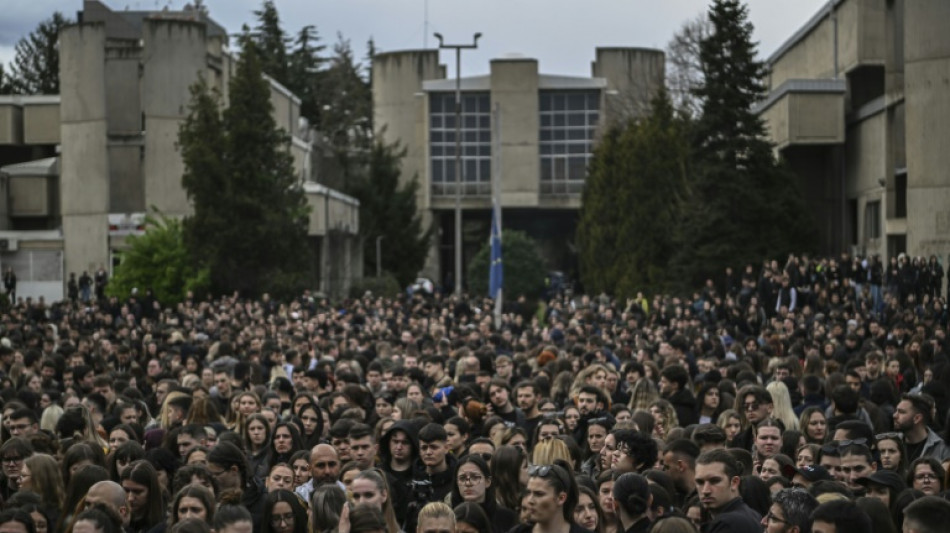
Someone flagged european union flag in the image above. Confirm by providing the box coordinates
[489,202,503,299]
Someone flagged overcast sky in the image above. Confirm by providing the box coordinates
[1,0,829,78]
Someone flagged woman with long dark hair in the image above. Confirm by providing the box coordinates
[120,460,166,533]
[260,490,308,533]
[492,445,527,512]
[266,422,304,472]
[448,454,517,533]
[293,401,324,449]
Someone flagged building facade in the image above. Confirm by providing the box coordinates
[0,0,361,302]
[373,47,664,289]
[756,0,950,264]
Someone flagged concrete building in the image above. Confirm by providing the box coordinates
[373,47,664,288]
[0,0,361,302]
[755,0,950,264]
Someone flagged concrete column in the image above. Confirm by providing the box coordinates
[491,57,540,207]
[592,48,665,125]
[60,23,110,277]
[142,19,208,218]
[903,0,950,262]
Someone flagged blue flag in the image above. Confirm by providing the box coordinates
[489,203,503,299]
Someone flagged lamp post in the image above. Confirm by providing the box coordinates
[435,32,481,297]
[376,236,384,278]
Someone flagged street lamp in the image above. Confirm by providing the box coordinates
[435,32,482,297]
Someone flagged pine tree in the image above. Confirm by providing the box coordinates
[179,37,311,298]
[253,1,289,87]
[0,65,12,95]
[350,140,432,287]
[8,12,70,94]
[287,25,326,126]
[674,0,815,286]
[319,35,373,154]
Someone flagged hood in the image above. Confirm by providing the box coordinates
[379,419,422,465]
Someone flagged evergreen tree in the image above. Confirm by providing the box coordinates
[8,12,70,94]
[287,25,326,126]
[179,37,311,298]
[253,1,289,87]
[674,0,814,286]
[0,65,12,95]
[349,139,432,287]
[577,91,691,297]
[319,35,373,154]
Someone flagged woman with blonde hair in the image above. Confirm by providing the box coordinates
[348,468,400,533]
[40,404,64,433]
[55,405,109,452]
[571,364,611,397]
[628,378,660,412]
[648,399,678,440]
[532,438,572,466]
[765,381,800,431]
[717,409,742,446]
[159,391,189,430]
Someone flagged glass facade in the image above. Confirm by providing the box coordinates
[429,92,491,196]
[539,90,600,194]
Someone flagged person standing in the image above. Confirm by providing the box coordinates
[3,267,15,303]
[694,449,761,533]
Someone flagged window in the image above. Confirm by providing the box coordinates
[865,200,881,240]
[539,90,600,194]
[429,92,491,196]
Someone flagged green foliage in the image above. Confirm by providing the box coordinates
[319,35,373,154]
[287,25,326,123]
[107,212,209,305]
[179,37,312,299]
[348,272,401,299]
[577,90,691,298]
[253,1,289,86]
[348,139,432,287]
[468,230,546,299]
[672,0,815,287]
[7,12,70,94]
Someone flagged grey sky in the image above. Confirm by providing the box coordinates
[1,0,829,79]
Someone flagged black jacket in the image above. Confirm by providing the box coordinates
[701,498,761,533]
[666,388,698,427]
[379,420,423,527]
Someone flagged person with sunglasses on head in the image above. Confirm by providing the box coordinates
[509,460,590,533]
[760,488,818,533]
[732,385,773,452]
[693,449,762,533]
[893,393,950,462]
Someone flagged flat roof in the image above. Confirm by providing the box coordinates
[423,73,606,92]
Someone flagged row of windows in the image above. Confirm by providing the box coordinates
[429,90,600,191]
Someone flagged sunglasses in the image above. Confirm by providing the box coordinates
[836,438,868,448]
[875,432,902,441]
[528,464,570,488]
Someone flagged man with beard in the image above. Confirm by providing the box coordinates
[894,393,950,461]
[295,444,342,503]
[515,381,542,443]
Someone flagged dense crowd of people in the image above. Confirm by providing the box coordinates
[1,252,950,533]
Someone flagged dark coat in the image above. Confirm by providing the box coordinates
[701,498,762,533]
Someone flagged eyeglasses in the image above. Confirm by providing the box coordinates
[914,473,937,482]
[766,512,788,524]
[875,432,903,441]
[270,513,295,526]
[1,456,23,465]
[743,402,760,412]
[473,453,492,463]
[457,474,484,485]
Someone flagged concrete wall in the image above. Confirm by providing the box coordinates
[23,103,60,144]
[592,47,664,124]
[9,177,51,217]
[372,50,443,208]
[141,19,207,218]
[60,23,110,276]
[491,58,539,207]
[104,45,142,134]
[762,92,846,149]
[904,0,950,259]
[0,104,23,145]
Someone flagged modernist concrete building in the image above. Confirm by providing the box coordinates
[373,47,664,288]
[0,1,361,302]
[756,0,950,263]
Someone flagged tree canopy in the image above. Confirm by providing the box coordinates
[468,230,546,299]
[6,11,70,94]
[179,36,311,299]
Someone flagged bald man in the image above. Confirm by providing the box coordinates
[85,481,130,527]
[295,443,343,503]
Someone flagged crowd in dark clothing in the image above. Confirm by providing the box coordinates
[1,253,950,533]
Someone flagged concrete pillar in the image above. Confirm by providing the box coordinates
[142,19,208,218]
[592,48,665,125]
[491,57,539,207]
[60,23,110,277]
[903,0,950,263]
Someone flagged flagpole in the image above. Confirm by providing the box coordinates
[492,102,503,330]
